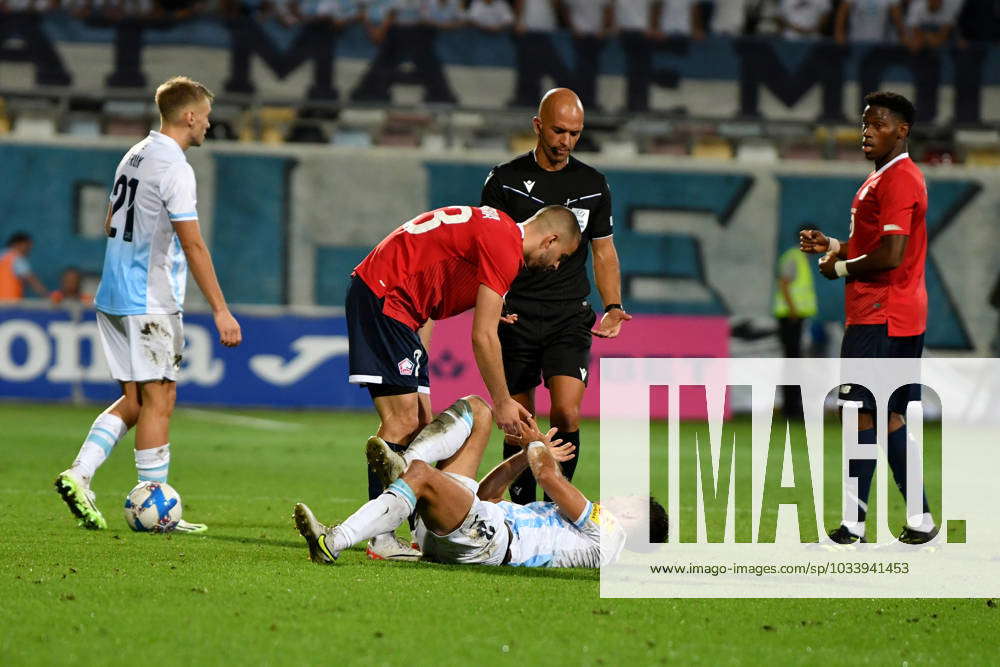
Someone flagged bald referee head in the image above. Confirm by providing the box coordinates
[520,205,581,272]
[532,88,584,171]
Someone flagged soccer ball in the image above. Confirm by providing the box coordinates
[123,481,182,532]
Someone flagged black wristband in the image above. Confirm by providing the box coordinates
[604,303,623,314]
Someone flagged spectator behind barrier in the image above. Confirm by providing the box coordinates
[50,267,95,306]
[350,0,459,104]
[903,0,961,53]
[654,0,706,41]
[0,232,50,301]
[509,0,574,107]
[833,0,904,44]
[775,0,831,40]
[467,0,514,31]
[425,0,463,29]
[561,0,610,110]
[709,0,753,35]
[610,0,657,112]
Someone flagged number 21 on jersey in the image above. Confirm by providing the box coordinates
[109,174,140,242]
[402,206,472,235]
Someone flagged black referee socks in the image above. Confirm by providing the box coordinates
[554,430,581,482]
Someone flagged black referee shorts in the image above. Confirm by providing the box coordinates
[345,276,429,396]
[839,323,924,415]
[498,296,597,395]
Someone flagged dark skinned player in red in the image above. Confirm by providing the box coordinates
[800,91,936,545]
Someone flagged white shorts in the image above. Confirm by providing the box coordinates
[97,311,184,383]
[414,473,511,567]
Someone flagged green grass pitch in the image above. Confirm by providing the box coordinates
[0,401,996,665]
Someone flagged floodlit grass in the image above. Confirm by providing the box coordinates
[0,402,994,665]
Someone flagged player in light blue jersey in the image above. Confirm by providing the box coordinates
[294,396,668,568]
[55,77,242,533]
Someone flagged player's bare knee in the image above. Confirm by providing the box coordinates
[549,404,580,432]
[142,402,173,421]
[461,395,491,425]
[110,397,140,427]
[139,385,174,419]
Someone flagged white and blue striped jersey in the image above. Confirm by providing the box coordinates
[499,500,628,568]
[95,131,198,316]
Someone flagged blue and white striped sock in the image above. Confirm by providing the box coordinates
[135,444,171,483]
[70,413,128,486]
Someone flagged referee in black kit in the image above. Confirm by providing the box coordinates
[481,87,630,503]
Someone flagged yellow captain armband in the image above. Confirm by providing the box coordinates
[590,503,602,525]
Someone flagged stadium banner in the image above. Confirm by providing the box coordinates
[599,357,1000,598]
[428,312,729,419]
[1,305,728,416]
[0,305,369,410]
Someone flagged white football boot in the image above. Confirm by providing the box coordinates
[366,532,421,561]
[173,519,208,534]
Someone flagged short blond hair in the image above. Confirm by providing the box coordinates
[155,76,214,123]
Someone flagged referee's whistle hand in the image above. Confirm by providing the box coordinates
[499,313,519,325]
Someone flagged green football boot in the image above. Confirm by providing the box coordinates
[55,470,107,530]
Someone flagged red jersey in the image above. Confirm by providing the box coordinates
[354,205,524,331]
[845,153,928,336]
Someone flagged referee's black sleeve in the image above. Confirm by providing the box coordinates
[480,167,506,210]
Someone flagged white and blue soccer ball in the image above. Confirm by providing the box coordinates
[123,481,182,532]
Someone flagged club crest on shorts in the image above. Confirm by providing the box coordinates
[398,357,415,376]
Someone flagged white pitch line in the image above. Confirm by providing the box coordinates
[178,408,305,431]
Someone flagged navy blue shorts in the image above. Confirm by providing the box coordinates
[346,276,429,395]
[839,323,924,414]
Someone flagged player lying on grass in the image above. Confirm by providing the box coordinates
[294,396,668,567]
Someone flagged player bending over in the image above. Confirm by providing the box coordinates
[294,396,668,567]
